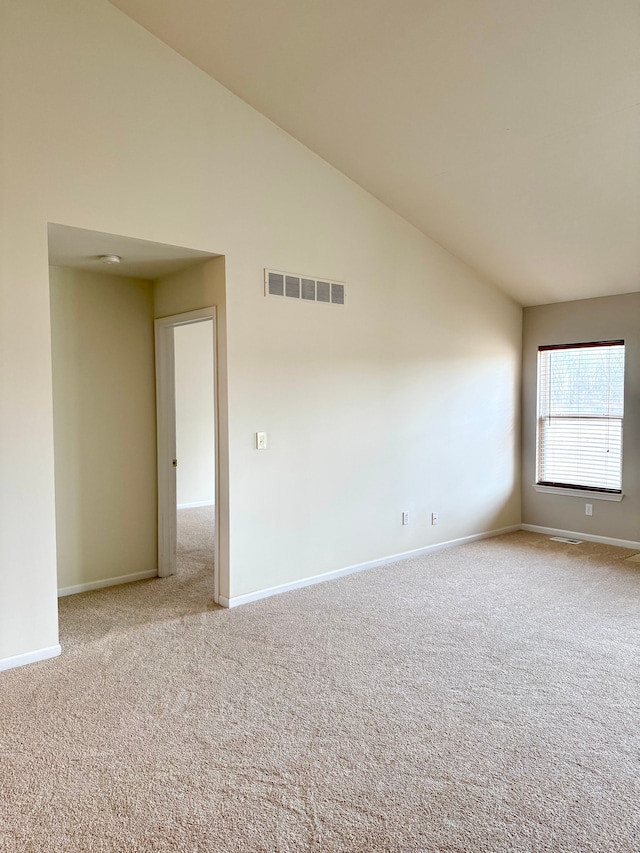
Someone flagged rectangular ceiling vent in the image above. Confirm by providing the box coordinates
[265,269,346,306]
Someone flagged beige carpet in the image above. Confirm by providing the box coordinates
[1,516,639,852]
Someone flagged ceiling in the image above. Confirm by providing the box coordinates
[48,224,217,280]
[108,0,640,306]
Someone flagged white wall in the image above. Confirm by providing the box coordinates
[49,266,157,592]
[0,0,521,664]
[522,293,640,543]
[174,321,215,508]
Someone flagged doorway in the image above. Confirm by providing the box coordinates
[48,224,227,616]
[155,308,220,603]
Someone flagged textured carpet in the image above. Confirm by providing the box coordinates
[1,517,639,852]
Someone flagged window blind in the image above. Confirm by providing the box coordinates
[537,341,625,493]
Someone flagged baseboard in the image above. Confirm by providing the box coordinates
[58,570,158,598]
[520,524,640,550]
[177,501,214,509]
[218,524,521,608]
[0,644,61,673]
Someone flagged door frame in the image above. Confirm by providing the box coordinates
[154,307,219,603]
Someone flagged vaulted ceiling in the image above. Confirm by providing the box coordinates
[109,0,640,306]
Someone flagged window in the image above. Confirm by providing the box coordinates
[536,340,625,495]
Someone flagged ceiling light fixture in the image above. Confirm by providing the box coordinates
[99,254,122,265]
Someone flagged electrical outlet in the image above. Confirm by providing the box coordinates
[256,432,267,450]
[431,512,439,525]
[402,511,409,526]
[585,503,593,516]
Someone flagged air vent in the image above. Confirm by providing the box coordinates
[267,271,284,296]
[331,283,345,305]
[285,275,300,298]
[316,281,330,303]
[301,278,316,301]
[549,537,583,544]
[265,269,346,306]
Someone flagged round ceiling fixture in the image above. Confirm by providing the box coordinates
[99,254,122,265]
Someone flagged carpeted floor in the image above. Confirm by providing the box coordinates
[1,516,639,852]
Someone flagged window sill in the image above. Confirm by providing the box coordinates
[532,484,623,502]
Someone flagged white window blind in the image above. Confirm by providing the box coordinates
[537,341,625,493]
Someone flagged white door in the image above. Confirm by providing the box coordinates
[154,307,219,602]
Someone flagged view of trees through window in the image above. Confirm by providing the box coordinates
[537,342,625,492]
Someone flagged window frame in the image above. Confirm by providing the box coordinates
[534,339,625,501]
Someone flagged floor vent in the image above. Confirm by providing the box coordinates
[266,269,346,306]
[550,536,583,544]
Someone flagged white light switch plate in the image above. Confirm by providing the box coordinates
[256,432,267,450]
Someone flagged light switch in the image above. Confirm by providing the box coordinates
[256,432,267,450]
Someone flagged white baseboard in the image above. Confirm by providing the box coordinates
[177,501,214,509]
[218,524,521,608]
[0,644,62,673]
[520,524,640,550]
[58,570,158,598]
